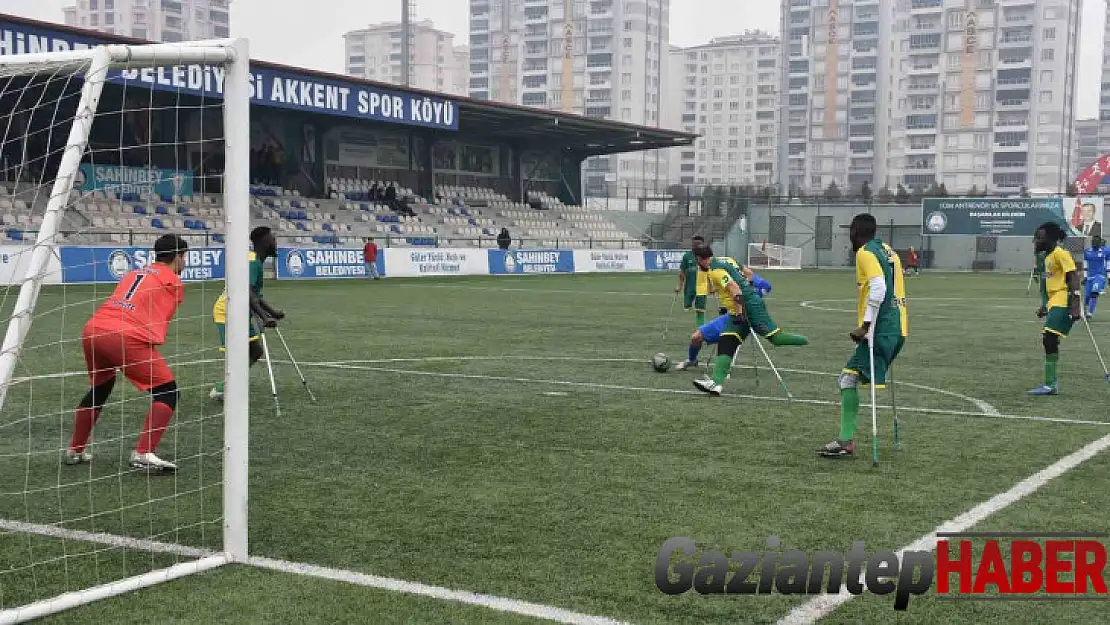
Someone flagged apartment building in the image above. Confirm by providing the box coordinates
[468,0,670,198]
[666,32,780,189]
[344,20,468,96]
[63,0,230,42]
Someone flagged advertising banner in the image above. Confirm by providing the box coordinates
[77,164,193,198]
[572,249,646,273]
[0,246,62,285]
[59,246,224,283]
[276,247,381,279]
[487,250,575,274]
[384,248,487,277]
[643,250,687,272]
[920,198,1101,237]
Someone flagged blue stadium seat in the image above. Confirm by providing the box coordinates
[159,194,173,203]
[133,205,147,215]
[121,193,140,202]
[151,218,164,229]
[213,234,225,243]
[323,223,333,232]
[295,222,307,231]
[291,200,302,208]
[7,229,23,241]
[155,205,169,215]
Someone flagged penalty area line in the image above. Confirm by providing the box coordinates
[300,361,1108,428]
[0,519,632,625]
[774,431,1110,624]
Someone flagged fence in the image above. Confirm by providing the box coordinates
[743,201,1092,272]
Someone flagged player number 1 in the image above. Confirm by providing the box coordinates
[123,273,146,301]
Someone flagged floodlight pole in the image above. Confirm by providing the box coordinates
[401,0,412,87]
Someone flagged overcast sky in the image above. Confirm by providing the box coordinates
[3,0,1106,117]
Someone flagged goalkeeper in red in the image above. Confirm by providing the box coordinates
[66,234,189,472]
[818,214,908,458]
[1028,222,1083,395]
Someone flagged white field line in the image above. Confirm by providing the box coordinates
[300,357,1110,428]
[774,431,1110,624]
[0,518,632,625]
[306,356,1002,418]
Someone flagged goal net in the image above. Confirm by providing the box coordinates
[0,41,251,623]
[746,242,802,270]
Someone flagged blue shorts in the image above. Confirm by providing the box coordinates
[1087,274,1107,295]
[698,314,751,344]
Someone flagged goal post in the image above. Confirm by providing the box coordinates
[0,38,251,623]
[746,242,802,270]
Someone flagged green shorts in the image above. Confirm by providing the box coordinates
[1043,306,1074,338]
[740,292,778,338]
[844,334,905,388]
[215,321,261,352]
[684,292,707,311]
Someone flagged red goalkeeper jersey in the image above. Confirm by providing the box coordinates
[86,264,184,345]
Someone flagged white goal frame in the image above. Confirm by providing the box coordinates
[0,39,251,624]
[746,242,802,270]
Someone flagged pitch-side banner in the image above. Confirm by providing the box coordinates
[487,250,575,274]
[385,248,487,277]
[0,246,62,285]
[644,250,686,271]
[572,249,646,273]
[921,198,1086,237]
[59,246,224,283]
[276,247,382,279]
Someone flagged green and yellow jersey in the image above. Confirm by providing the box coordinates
[705,257,747,315]
[679,250,709,296]
[855,240,907,338]
[213,251,264,324]
[1038,246,1076,310]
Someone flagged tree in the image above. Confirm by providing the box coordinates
[860,180,873,203]
[937,183,948,197]
[824,180,842,200]
[1019,185,1030,198]
[895,184,910,204]
[1066,182,1079,196]
[876,186,893,203]
[967,184,980,197]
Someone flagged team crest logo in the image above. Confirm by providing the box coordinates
[925,211,948,233]
[73,167,88,190]
[107,249,132,279]
[503,252,517,273]
[286,250,306,277]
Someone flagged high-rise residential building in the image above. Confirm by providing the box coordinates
[1072,118,1099,181]
[665,33,780,189]
[344,20,467,96]
[63,0,231,42]
[451,46,471,97]
[780,0,1081,197]
[885,0,1081,195]
[469,0,671,198]
[779,0,892,196]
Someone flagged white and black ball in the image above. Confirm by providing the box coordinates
[651,353,670,373]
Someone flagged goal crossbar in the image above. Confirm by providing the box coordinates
[0,38,251,624]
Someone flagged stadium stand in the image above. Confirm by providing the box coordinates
[0,178,649,249]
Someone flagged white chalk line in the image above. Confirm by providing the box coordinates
[0,518,631,625]
[775,430,1110,624]
[298,357,1108,428]
[800,297,1035,314]
[307,355,1001,417]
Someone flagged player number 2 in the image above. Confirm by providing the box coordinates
[123,274,146,301]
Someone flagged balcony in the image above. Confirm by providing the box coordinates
[999,34,1033,47]
[995,117,1029,130]
[907,142,937,154]
[993,161,1028,170]
[909,63,940,75]
[997,99,1030,109]
[994,141,1028,152]
[999,52,1034,68]
[997,76,1031,87]
[910,0,943,12]
[908,82,939,91]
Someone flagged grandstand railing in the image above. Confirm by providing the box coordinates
[0,229,649,251]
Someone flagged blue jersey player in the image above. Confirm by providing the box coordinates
[745,269,772,298]
[1084,235,1108,319]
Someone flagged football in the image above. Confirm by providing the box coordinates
[651,352,670,372]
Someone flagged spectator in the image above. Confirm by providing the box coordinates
[363,238,380,280]
[497,228,512,250]
[906,246,920,276]
[369,182,380,203]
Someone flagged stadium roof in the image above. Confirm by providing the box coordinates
[0,14,697,156]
